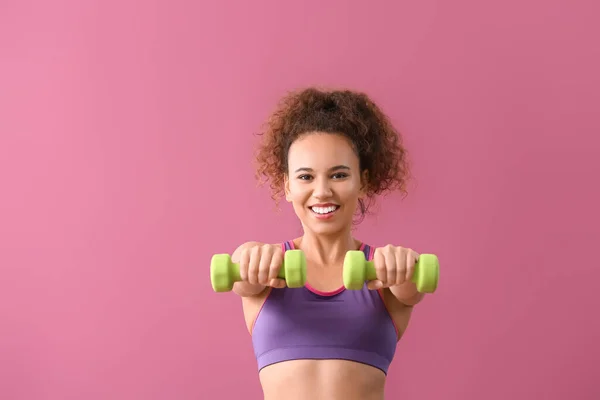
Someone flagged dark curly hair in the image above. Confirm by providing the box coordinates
[254,87,411,220]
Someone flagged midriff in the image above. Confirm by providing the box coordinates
[258,358,386,400]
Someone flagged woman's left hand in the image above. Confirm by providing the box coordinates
[367,245,420,290]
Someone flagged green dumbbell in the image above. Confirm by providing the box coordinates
[343,250,439,293]
[210,249,308,292]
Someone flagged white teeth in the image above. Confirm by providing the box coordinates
[311,206,338,214]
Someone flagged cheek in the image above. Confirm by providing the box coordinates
[337,183,361,200]
[288,184,310,202]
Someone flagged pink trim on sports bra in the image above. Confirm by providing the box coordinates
[250,240,399,339]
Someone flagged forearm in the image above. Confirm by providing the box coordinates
[389,282,425,306]
[232,281,266,297]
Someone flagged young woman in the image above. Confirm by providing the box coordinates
[231,87,426,400]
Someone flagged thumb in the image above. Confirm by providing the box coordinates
[269,278,287,288]
[367,280,383,290]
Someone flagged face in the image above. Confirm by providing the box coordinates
[284,132,367,236]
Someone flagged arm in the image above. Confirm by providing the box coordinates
[230,241,268,297]
[372,245,426,307]
[389,283,425,306]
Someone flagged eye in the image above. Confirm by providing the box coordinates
[332,172,349,179]
[297,174,313,181]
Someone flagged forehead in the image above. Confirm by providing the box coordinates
[287,133,358,168]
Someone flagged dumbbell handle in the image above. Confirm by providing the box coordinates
[361,260,422,283]
[226,261,242,283]
[213,256,290,282]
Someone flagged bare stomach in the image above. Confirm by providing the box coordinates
[258,359,386,400]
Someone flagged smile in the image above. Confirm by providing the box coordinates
[310,205,339,215]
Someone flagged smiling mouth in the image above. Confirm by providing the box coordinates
[309,205,339,215]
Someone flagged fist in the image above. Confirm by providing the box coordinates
[238,243,287,288]
[367,244,419,290]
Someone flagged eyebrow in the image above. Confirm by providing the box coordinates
[294,165,351,173]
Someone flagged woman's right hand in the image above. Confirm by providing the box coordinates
[235,242,287,289]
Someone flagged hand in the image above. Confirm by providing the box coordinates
[367,245,420,290]
[238,243,287,288]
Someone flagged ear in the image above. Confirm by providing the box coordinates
[359,169,369,197]
[284,174,291,202]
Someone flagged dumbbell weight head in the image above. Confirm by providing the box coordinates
[413,253,439,293]
[343,250,373,290]
[280,249,307,288]
[210,254,239,292]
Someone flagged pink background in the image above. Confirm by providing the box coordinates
[1,0,598,399]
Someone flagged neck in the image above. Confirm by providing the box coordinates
[297,229,359,267]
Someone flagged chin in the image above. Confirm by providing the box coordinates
[303,215,351,236]
[305,225,342,236]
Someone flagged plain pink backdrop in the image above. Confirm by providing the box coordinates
[1,0,598,399]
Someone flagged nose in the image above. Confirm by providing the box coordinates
[312,177,333,200]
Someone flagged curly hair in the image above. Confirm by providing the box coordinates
[254,87,411,219]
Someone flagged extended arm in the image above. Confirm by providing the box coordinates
[389,283,425,306]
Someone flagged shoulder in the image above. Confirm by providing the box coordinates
[359,242,376,260]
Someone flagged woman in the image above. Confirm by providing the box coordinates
[231,87,427,400]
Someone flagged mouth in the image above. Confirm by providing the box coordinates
[309,204,340,217]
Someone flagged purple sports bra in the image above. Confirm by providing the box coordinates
[250,240,399,375]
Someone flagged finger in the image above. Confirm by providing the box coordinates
[405,248,418,282]
[268,248,284,281]
[384,247,397,287]
[239,248,250,282]
[247,246,261,285]
[394,247,407,285]
[367,280,383,290]
[373,249,387,286]
[257,245,272,284]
